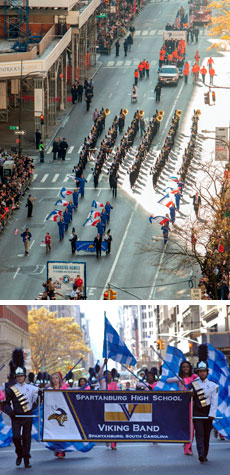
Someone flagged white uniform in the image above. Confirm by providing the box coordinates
[192,376,218,418]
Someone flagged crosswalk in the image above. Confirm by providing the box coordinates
[134,29,209,38]
[32,171,108,185]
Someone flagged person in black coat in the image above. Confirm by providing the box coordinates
[35,129,41,149]
[59,138,68,160]
[115,39,120,56]
[52,138,59,160]
[191,192,201,217]
[94,233,102,258]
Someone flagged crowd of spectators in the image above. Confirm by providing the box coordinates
[0,148,34,231]
[97,0,144,54]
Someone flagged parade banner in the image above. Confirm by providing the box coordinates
[75,241,108,253]
[43,390,191,443]
[47,261,86,298]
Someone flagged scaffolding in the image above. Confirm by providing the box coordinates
[3,0,30,39]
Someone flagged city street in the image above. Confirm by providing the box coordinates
[0,0,223,300]
[0,438,229,474]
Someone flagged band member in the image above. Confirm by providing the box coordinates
[2,349,38,468]
[190,345,218,463]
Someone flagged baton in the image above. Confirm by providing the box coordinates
[192,416,224,420]
[15,415,39,418]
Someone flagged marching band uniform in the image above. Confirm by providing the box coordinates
[2,351,38,468]
[190,361,218,463]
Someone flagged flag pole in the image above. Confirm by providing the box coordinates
[150,345,188,389]
[120,363,150,390]
[104,311,108,390]
[63,357,83,381]
[85,360,99,386]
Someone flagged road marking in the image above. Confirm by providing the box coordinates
[125,60,132,66]
[117,60,123,66]
[68,146,74,153]
[135,31,141,35]
[108,92,112,98]
[100,201,139,300]
[33,187,111,191]
[97,189,101,196]
[32,173,38,181]
[63,174,70,182]
[150,30,156,35]
[30,240,35,249]
[77,146,82,153]
[13,267,20,279]
[47,146,52,154]
[40,173,49,182]
[116,80,120,86]
[142,30,149,36]
[86,173,92,182]
[107,60,115,66]
[52,174,59,183]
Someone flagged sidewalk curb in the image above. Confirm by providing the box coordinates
[45,61,103,151]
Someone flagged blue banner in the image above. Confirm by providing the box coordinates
[75,241,108,252]
[43,390,190,443]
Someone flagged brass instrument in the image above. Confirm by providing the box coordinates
[139,110,144,118]
[122,108,128,116]
[157,110,164,117]
[196,109,201,115]
[156,115,163,122]
[175,109,182,117]
[105,108,110,115]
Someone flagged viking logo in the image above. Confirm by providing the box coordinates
[48,407,68,426]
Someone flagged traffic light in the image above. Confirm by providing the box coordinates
[104,291,109,300]
[156,340,161,350]
[212,91,216,103]
[40,114,45,125]
[189,343,193,355]
[204,92,210,105]
[161,340,165,350]
[110,289,117,300]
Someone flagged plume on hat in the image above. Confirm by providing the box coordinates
[197,344,208,363]
[12,348,24,368]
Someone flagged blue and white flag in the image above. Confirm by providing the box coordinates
[46,209,63,222]
[103,316,136,366]
[154,345,185,391]
[207,343,230,439]
[0,413,12,447]
[157,194,174,208]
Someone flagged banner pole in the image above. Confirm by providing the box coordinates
[63,357,83,381]
[150,345,188,389]
[104,311,108,390]
[85,360,99,386]
[38,394,41,443]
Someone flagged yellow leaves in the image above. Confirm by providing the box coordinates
[28,308,90,374]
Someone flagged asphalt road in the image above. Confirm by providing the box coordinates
[0,0,213,300]
[0,438,229,475]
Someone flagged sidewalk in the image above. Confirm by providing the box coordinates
[0,58,103,153]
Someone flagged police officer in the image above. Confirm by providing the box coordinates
[2,349,39,468]
[191,359,218,463]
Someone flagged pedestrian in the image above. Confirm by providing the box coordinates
[57,216,65,241]
[94,232,102,258]
[115,39,120,57]
[127,34,133,51]
[191,359,218,464]
[26,194,36,218]
[92,108,99,123]
[2,349,38,468]
[200,65,207,84]
[45,232,52,253]
[111,173,118,198]
[183,65,189,84]
[105,201,113,222]
[191,230,197,253]
[194,25,199,43]
[138,61,143,79]
[69,228,78,254]
[96,218,104,239]
[71,83,77,104]
[39,141,45,162]
[175,191,181,210]
[77,174,87,198]
[35,129,41,149]
[21,228,31,255]
[77,82,83,102]
[59,137,68,160]
[63,207,70,231]
[134,68,139,85]
[145,60,150,78]
[52,138,59,160]
[161,222,170,245]
[207,57,214,70]
[209,66,215,85]
[124,39,128,57]
[104,228,112,254]
[194,49,200,64]
[140,116,146,137]
[191,191,201,217]
[85,91,92,112]
[154,82,162,102]
[118,113,125,133]
[169,203,176,224]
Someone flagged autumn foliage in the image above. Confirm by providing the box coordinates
[28,308,90,374]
